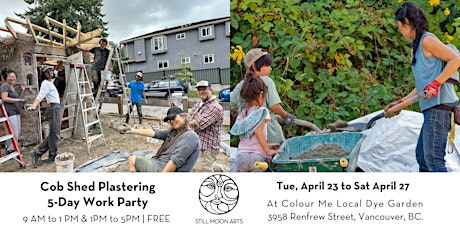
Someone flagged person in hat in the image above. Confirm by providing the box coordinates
[79,38,111,95]
[189,80,227,172]
[27,65,61,168]
[230,48,296,145]
[126,71,147,124]
[120,107,200,172]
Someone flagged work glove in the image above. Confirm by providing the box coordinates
[384,100,403,118]
[283,113,296,126]
[25,104,36,110]
[118,124,133,134]
[424,79,441,98]
[18,99,26,103]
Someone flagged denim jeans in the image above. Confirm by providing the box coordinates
[416,106,452,172]
[38,104,61,158]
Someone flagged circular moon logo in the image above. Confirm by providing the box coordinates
[199,174,239,215]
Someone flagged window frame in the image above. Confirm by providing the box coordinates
[203,54,214,64]
[157,60,169,69]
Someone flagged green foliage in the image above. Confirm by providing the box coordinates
[17,0,108,40]
[231,0,460,137]
[171,51,195,96]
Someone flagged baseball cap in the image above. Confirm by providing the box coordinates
[41,65,54,73]
[163,107,184,122]
[196,80,211,88]
[243,48,269,70]
[136,72,143,77]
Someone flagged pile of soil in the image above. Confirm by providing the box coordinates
[290,144,349,160]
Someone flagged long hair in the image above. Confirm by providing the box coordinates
[240,71,267,104]
[395,2,429,65]
[173,113,192,133]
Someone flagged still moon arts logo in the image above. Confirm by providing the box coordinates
[199,174,239,215]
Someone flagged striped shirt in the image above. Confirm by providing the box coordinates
[189,97,223,156]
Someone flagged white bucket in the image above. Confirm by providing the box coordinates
[42,122,49,139]
[104,71,112,81]
[55,152,75,172]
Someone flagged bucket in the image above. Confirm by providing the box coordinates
[104,70,112,81]
[55,152,75,172]
[42,122,49,139]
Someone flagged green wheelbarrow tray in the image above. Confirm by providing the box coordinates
[271,132,366,172]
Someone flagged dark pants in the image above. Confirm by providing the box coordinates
[126,102,143,124]
[92,68,102,94]
[38,103,61,158]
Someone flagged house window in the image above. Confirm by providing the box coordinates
[176,33,185,40]
[158,60,169,69]
[181,57,190,64]
[201,26,213,37]
[152,36,166,52]
[203,54,214,64]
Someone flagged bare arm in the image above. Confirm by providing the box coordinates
[162,160,177,172]
[1,91,23,103]
[131,128,156,137]
[253,119,280,156]
[270,103,287,117]
[422,36,460,83]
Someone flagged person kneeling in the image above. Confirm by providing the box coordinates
[121,107,200,172]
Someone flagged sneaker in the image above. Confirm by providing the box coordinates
[30,150,40,168]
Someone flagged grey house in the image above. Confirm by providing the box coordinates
[119,17,230,85]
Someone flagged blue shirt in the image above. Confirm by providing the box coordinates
[128,80,144,103]
[412,32,458,111]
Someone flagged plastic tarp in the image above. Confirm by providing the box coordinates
[352,110,460,172]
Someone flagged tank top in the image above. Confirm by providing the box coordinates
[412,32,458,111]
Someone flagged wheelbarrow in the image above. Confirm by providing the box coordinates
[256,91,426,172]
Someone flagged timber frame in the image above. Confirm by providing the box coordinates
[0,16,102,49]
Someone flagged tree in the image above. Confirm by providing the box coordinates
[16,0,108,41]
[171,50,194,96]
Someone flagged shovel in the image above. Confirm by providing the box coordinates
[336,91,427,132]
[276,115,325,133]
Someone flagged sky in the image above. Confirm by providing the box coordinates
[0,0,230,44]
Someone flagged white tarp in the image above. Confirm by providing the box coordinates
[351,110,460,172]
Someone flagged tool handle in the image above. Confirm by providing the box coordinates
[387,90,427,114]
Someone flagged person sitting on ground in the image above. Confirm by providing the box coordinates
[120,107,200,172]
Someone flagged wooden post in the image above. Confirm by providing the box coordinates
[117,95,123,114]
[182,96,188,113]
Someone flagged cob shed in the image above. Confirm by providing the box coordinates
[0,16,102,146]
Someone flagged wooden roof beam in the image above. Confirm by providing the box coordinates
[25,16,39,43]
[44,16,55,46]
[66,28,102,47]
